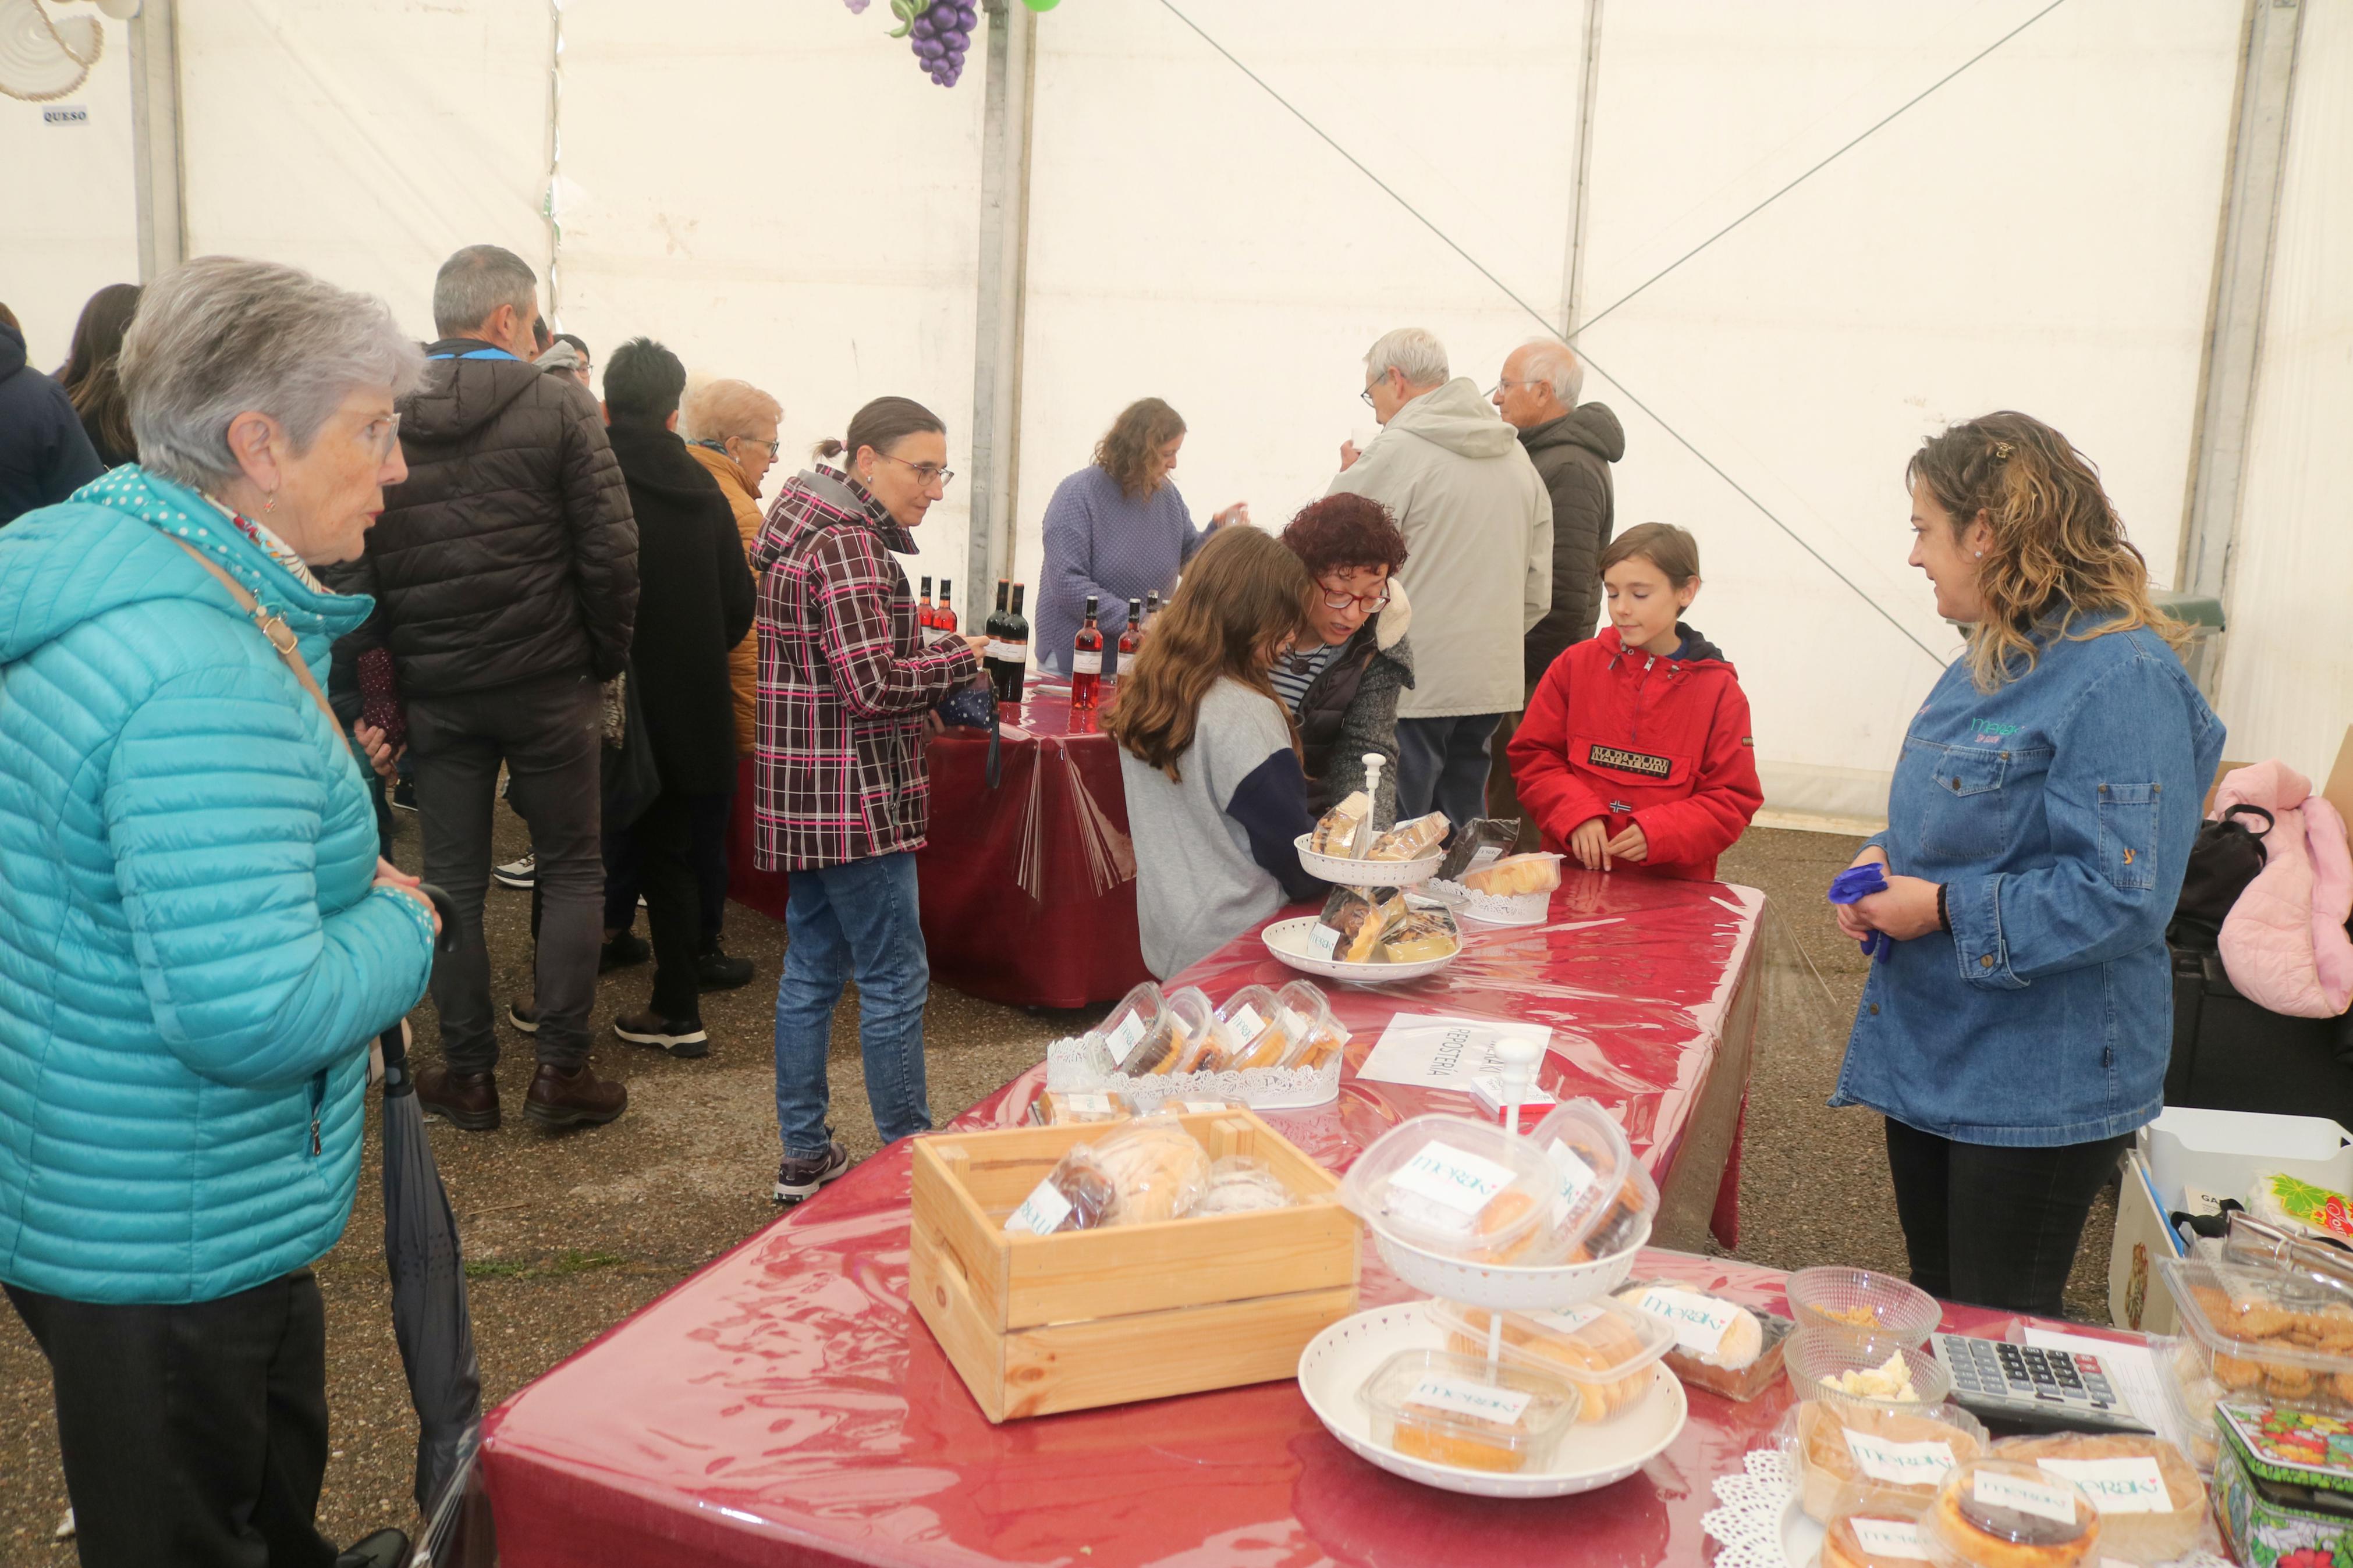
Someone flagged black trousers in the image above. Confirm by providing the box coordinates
[1883,1119,2131,1317]
[602,789,732,943]
[6,1270,338,1568]
[631,789,720,1021]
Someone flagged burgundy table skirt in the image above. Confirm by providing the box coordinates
[725,687,1151,1010]
[479,878,1787,1566]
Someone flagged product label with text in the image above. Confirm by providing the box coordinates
[1071,650,1102,675]
[1840,1431,1957,1487]
[1005,1178,1072,1236]
[1973,1469,2079,1525]
[2034,1456,2171,1514]
[1846,1518,1929,1560]
[1634,1286,1737,1357]
[1387,1142,1518,1217]
[1402,1374,1532,1426]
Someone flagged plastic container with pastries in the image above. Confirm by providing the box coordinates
[1206,985,1288,1072]
[1092,981,1165,1074]
[1786,1397,1989,1524]
[2160,1253,2353,1413]
[1818,1484,1933,1568]
[1030,1088,1128,1127]
[1338,1114,1567,1265]
[2147,1336,2222,1474]
[1119,986,1214,1078]
[1916,1456,2100,1567]
[1613,1278,1792,1401]
[1272,980,1348,1071]
[1356,1347,1581,1474]
[1524,1099,1658,1264]
[1429,1297,1672,1423]
[1989,1431,2214,1566]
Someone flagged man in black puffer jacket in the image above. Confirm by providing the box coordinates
[353,244,638,1133]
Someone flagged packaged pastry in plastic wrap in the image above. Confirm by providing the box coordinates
[1003,1122,1212,1233]
[1273,980,1350,1069]
[1784,1398,1989,1523]
[1613,1279,1792,1401]
[2161,1254,2353,1412]
[1208,985,1287,1072]
[1339,1114,1566,1264]
[1378,905,1461,964]
[1310,790,1374,858]
[1818,1485,1933,1568]
[1526,1099,1659,1262]
[1434,817,1520,884]
[1430,1297,1672,1423]
[1358,1347,1581,1473]
[1002,1144,1120,1235]
[1916,1456,2100,1566]
[1312,886,1408,964]
[1191,1156,1295,1215]
[1989,1431,2214,1565]
[2149,1336,2221,1473]
[1030,1089,1129,1127]
[1093,981,1167,1075]
[1367,811,1449,862]
[1129,987,1214,1078]
[1463,852,1564,897]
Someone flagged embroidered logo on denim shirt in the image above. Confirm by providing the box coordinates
[1587,743,1672,779]
[1972,721,2020,746]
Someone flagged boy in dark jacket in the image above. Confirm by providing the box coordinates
[1508,524,1762,881]
[0,311,104,527]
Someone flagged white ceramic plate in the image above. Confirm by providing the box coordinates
[1261,916,1459,984]
[1294,833,1445,887]
[1781,1490,1823,1567]
[1371,1218,1652,1310]
[1298,1299,1688,1498]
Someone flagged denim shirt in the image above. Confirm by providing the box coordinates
[1831,622,2223,1146]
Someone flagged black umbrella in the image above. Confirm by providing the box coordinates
[382,884,481,1514]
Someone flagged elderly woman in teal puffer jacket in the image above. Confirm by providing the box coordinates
[0,257,439,1568]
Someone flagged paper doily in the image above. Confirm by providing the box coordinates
[1700,1448,1797,1568]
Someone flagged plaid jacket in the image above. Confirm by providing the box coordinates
[751,466,978,870]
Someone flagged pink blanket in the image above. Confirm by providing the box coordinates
[2215,760,2353,1018]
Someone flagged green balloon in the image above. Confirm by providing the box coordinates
[1020,0,1059,10]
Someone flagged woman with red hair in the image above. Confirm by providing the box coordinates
[1275,493,1414,823]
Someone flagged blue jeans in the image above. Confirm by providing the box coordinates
[1394,713,1504,829]
[773,852,932,1160]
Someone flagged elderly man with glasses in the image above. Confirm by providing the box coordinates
[1328,326,1550,830]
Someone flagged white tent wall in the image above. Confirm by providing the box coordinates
[175,0,555,341]
[2216,1,2353,787]
[1,35,137,369]
[553,1,986,563]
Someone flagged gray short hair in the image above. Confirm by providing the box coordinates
[432,244,538,337]
[683,378,783,442]
[1520,337,1584,407]
[1364,327,1449,389]
[120,256,427,492]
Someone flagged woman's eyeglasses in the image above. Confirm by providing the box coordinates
[1318,584,1390,613]
[876,453,956,488]
[733,435,782,460]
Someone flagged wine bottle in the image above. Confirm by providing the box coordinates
[1143,590,1162,634]
[918,575,935,631]
[985,578,1011,696]
[1071,595,1103,712]
[1115,596,1142,683]
[935,578,957,634]
[996,582,1031,703]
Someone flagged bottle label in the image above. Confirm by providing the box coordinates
[1005,1177,1073,1236]
[1403,1374,1532,1426]
[1840,1431,1957,1486]
[985,640,1028,664]
[1846,1518,1929,1559]
[1631,1286,1737,1357]
[1972,1469,2078,1525]
[1071,650,1102,676]
[2034,1457,2171,1514]
[1387,1141,1517,1217]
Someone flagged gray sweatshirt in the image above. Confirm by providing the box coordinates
[1119,677,1325,978]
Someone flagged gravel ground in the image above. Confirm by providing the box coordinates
[0,817,2115,1562]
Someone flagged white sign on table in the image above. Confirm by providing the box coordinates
[1355,1013,1555,1092]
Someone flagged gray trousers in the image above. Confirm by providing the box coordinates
[406,671,604,1073]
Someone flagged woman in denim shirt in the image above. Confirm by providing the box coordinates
[1833,413,2223,1315]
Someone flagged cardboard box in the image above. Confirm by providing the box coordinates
[2109,1151,2184,1334]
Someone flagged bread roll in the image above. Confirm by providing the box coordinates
[1464,854,1561,897]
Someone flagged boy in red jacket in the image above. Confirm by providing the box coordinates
[1507,523,1762,880]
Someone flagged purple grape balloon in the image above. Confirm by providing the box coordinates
[906,0,970,87]
[842,0,870,12]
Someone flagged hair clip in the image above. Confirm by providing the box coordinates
[1992,440,2013,459]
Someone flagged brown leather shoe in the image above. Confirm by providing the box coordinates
[524,1062,627,1129]
[414,1065,499,1130]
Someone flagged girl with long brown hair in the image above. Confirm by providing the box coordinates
[1106,525,1326,976]
[1830,411,2224,1316]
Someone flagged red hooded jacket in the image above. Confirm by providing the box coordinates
[1507,624,1762,880]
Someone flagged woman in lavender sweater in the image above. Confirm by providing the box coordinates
[1034,397,1248,673]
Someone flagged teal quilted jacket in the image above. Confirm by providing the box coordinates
[0,468,437,1304]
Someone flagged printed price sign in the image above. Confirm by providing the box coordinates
[1633,1286,1737,1357]
[1840,1431,1957,1487]
[1403,1374,1532,1425]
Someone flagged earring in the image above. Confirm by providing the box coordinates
[264,491,278,515]
[1974,550,1983,558]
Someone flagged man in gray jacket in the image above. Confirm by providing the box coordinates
[1490,337,1624,842]
[1328,328,1549,827]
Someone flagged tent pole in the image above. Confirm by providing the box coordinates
[1560,0,1603,337]
[968,0,1037,602]
[2176,0,2303,693]
[127,0,186,282]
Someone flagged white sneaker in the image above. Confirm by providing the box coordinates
[493,851,536,890]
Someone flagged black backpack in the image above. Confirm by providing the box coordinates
[2167,802,2274,952]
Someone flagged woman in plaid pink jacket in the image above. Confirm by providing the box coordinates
[751,397,985,1202]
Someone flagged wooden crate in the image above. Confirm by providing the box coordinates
[908,1108,1360,1422]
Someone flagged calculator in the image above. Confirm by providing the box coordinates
[1932,1333,2153,1435]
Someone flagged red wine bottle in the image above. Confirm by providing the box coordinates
[1071,595,1103,712]
[934,578,957,634]
[918,575,935,631]
[995,582,1031,703]
[1113,596,1142,683]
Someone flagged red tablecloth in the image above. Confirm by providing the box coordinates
[480,878,1788,1566]
[725,688,1151,1009]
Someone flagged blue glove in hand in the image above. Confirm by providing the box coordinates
[1827,862,1893,962]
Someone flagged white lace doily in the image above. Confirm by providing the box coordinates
[1043,1036,1341,1110]
[1701,1449,1798,1568]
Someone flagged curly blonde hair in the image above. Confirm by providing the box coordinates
[1094,397,1187,500]
[1907,411,2186,691]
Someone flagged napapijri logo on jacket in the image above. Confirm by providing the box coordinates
[1586,742,1673,779]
